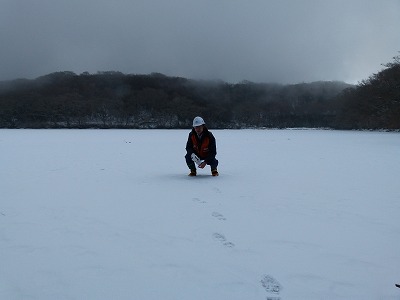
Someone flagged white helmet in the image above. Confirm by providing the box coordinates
[192,116,205,127]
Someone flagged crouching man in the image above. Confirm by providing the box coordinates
[185,116,219,176]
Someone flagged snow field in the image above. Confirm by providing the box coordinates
[1,129,399,299]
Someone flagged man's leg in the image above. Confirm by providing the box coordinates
[185,153,197,176]
[208,158,219,176]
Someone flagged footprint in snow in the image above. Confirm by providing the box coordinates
[212,233,235,248]
[260,274,282,298]
[212,212,226,221]
[192,197,206,204]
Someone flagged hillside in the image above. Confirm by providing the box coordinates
[0,72,352,129]
[1,53,399,130]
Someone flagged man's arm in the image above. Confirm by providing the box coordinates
[185,132,194,155]
[205,133,216,163]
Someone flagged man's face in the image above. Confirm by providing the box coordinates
[194,125,204,135]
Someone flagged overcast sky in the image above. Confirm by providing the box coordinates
[1,0,399,84]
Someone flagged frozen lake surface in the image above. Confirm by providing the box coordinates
[1,129,399,299]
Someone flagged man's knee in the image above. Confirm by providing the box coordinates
[208,158,218,169]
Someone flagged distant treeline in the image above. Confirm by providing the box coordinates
[0,55,399,129]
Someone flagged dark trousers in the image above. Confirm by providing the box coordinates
[185,153,218,170]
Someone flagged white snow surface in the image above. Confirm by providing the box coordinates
[1,129,399,300]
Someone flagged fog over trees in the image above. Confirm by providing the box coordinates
[0,55,399,130]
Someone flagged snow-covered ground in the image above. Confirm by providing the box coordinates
[1,129,399,300]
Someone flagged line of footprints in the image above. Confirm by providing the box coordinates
[192,194,283,299]
[191,197,235,248]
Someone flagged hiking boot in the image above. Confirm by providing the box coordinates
[188,170,197,176]
[211,169,219,176]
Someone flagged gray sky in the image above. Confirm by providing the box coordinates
[1,0,399,84]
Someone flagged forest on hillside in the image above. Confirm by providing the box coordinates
[0,54,399,130]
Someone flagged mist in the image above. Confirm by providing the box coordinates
[1,0,399,84]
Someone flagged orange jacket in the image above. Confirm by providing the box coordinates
[186,127,217,162]
[191,133,210,159]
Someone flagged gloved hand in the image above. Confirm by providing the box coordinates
[191,153,205,166]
